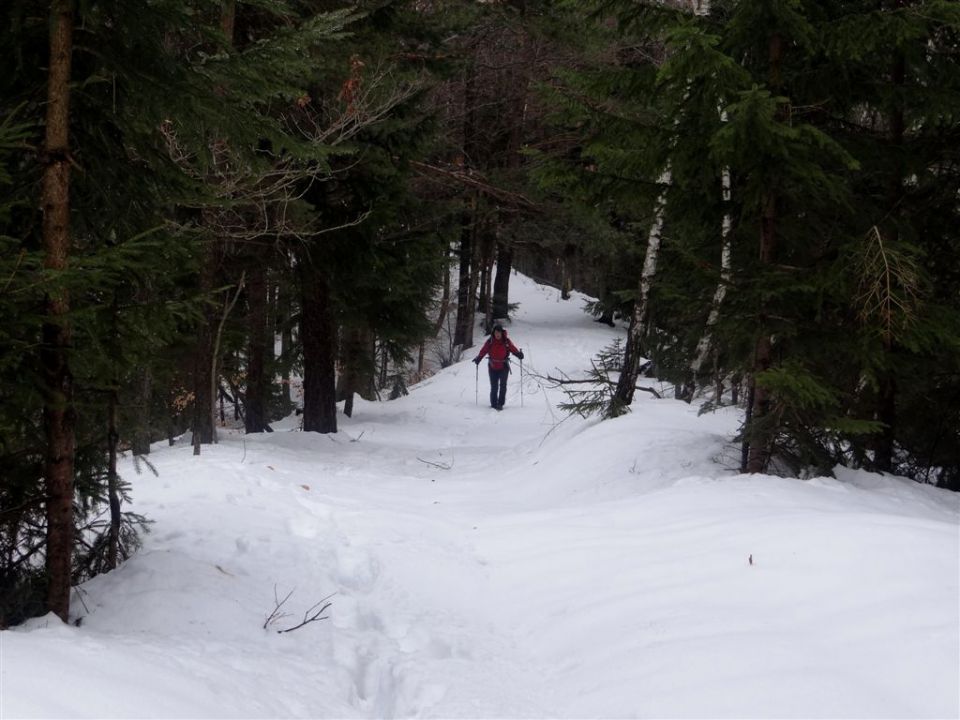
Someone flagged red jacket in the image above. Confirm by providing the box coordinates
[476,333,521,370]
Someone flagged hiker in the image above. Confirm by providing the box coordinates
[473,323,524,410]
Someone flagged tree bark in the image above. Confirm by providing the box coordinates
[106,386,120,571]
[41,0,76,623]
[193,1,236,451]
[453,196,475,348]
[298,255,338,433]
[192,239,218,453]
[745,31,785,474]
[278,270,294,415]
[463,213,483,347]
[454,58,481,350]
[479,230,495,332]
[560,244,576,300]
[690,126,733,400]
[873,35,906,474]
[131,365,153,455]
[220,0,236,43]
[609,172,668,416]
[244,257,268,433]
[419,241,452,376]
[211,282,244,441]
[338,325,375,418]
[745,191,777,474]
[492,241,513,320]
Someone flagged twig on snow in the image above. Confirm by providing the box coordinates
[417,455,453,470]
[276,593,335,634]
[263,585,295,630]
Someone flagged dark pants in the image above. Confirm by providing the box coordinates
[488,365,510,408]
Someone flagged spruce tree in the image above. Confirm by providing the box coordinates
[0,0,359,622]
[542,0,959,479]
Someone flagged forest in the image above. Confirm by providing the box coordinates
[1,0,958,628]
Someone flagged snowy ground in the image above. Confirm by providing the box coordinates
[3,273,958,719]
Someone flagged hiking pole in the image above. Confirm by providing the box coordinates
[518,357,523,408]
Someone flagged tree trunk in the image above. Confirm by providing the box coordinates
[298,255,338,433]
[479,230,495,332]
[560,244,576,300]
[454,58,481,350]
[278,271,294,415]
[192,239,218,453]
[131,366,153,455]
[208,276,244,444]
[420,242,452,377]
[745,191,777,474]
[220,0,236,41]
[41,0,76,623]
[609,172,668,416]
[106,386,120,571]
[193,4,236,450]
[464,214,483,347]
[244,257,268,433]
[741,377,755,473]
[338,325,375,418]
[872,39,906,474]
[492,241,513,320]
[453,196,475,349]
[745,31,785,475]
[690,129,733,399]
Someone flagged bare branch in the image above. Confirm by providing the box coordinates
[417,456,453,470]
[263,584,295,630]
[410,160,540,210]
[276,593,335,634]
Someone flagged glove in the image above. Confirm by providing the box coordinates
[473,357,481,365]
[516,350,524,360]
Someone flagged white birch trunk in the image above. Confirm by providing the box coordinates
[608,169,671,415]
[690,109,732,397]
[634,169,671,342]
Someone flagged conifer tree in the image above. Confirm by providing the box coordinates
[0,0,359,622]
[544,0,959,480]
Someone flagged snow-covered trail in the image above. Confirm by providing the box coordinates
[3,274,958,719]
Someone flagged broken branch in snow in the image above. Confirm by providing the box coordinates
[276,593,335,634]
[264,587,335,633]
[263,585,295,630]
[417,456,453,470]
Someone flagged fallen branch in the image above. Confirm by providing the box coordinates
[542,373,662,399]
[263,585,295,630]
[417,456,452,470]
[635,385,662,399]
[277,593,335,634]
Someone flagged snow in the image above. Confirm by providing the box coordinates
[2,273,958,719]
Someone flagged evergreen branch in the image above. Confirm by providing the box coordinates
[854,226,922,343]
